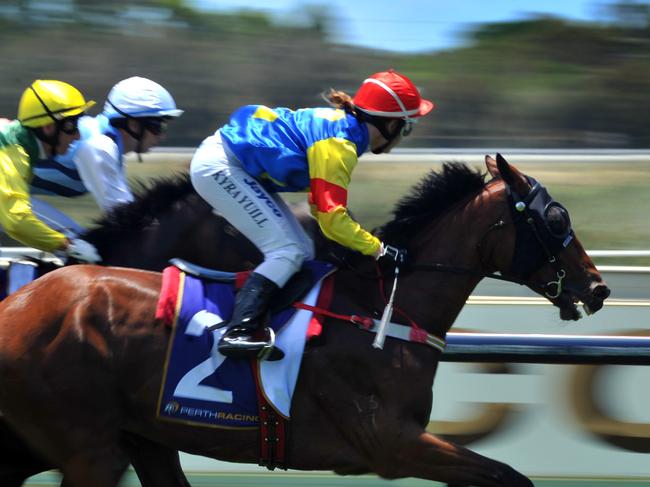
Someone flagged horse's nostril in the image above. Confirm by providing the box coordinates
[591,284,611,300]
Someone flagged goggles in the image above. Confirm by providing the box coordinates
[508,177,575,279]
[142,117,168,136]
[543,202,572,242]
[58,116,81,135]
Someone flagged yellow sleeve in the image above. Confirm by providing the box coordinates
[0,146,67,252]
[307,137,380,256]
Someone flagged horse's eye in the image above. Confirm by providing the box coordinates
[546,205,570,237]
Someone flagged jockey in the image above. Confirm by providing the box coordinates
[190,69,434,360]
[0,80,100,262]
[48,76,184,213]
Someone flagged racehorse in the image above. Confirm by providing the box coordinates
[0,155,610,487]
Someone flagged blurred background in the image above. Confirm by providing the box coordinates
[3,2,650,485]
[1,0,649,148]
[2,0,650,256]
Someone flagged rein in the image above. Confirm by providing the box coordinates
[409,262,566,300]
[408,262,527,286]
[393,211,569,300]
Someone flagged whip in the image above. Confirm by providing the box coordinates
[373,266,399,349]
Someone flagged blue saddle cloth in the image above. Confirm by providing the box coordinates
[0,261,42,300]
[157,260,334,429]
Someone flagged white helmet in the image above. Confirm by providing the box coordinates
[103,77,183,119]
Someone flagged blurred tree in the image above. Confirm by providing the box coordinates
[0,0,648,148]
[607,0,650,28]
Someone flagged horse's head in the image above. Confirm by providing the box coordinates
[484,153,610,320]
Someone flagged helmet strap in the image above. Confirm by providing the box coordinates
[357,111,403,154]
[108,107,146,162]
[31,126,61,157]
[135,121,145,162]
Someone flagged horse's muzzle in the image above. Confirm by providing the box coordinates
[555,281,610,320]
[583,282,611,315]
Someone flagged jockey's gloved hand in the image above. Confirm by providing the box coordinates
[66,238,102,264]
[375,243,409,267]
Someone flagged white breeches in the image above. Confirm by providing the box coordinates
[190,132,314,288]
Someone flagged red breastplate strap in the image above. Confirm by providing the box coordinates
[252,362,288,470]
[293,274,446,352]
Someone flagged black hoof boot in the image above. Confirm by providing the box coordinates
[218,325,285,361]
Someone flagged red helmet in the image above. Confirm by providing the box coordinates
[352,69,434,119]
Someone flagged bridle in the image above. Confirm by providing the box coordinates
[502,175,574,298]
[383,176,576,300]
[408,260,562,300]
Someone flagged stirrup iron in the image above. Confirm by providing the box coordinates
[258,327,278,361]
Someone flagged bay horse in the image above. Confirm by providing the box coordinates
[0,155,610,487]
[1,172,341,487]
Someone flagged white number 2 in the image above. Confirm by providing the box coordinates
[173,310,234,404]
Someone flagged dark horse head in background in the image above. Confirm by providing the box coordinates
[0,154,610,487]
[83,174,262,270]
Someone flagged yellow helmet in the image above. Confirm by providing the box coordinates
[18,80,95,128]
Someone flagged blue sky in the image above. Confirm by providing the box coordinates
[192,0,607,52]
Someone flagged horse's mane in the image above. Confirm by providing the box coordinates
[81,163,486,256]
[83,173,195,242]
[378,162,486,247]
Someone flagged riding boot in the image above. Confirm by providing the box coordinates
[218,272,284,361]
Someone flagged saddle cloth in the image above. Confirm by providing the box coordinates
[156,260,335,429]
[0,261,43,300]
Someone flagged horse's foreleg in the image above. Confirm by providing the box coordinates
[58,442,128,487]
[0,365,130,487]
[385,429,533,487]
[0,418,52,486]
[120,433,190,487]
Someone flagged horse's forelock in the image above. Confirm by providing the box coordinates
[378,162,486,247]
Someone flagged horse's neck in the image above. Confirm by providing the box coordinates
[406,196,505,336]
[335,189,504,339]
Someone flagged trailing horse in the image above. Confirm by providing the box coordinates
[0,174,262,486]
[0,155,609,487]
[0,172,342,487]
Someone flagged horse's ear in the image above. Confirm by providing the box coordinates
[485,155,499,178]
[495,153,530,196]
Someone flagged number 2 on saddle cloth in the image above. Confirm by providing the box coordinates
[155,260,335,429]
